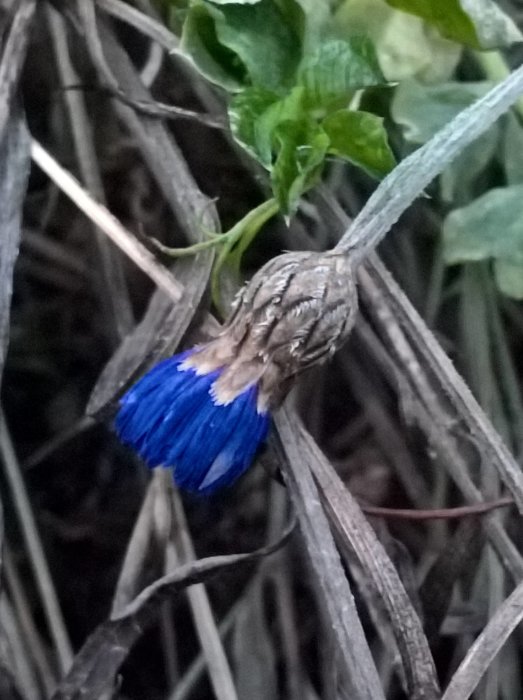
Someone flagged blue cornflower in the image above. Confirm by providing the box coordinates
[115,349,271,494]
[115,250,358,495]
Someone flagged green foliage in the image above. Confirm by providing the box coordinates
[230,86,305,168]
[228,87,281,163]
[391,80,491,143]
[181,0,301,91]
[322,110,395,177]
[272,119,330,214]
[503,114,523,185]
[176,0,523,301]
[181,0,395,215]
[384,0,522,49]
[181,4,247,90]
[297,38,386,110]
[335,0,462,83]
[391,72,523,299]
[391,80,499,202]
[443,186,523,299]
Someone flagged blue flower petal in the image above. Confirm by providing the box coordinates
[196,388,270,494]
[115,350,271,494]
[116,357,189,453]
[173,389,256,491]
[144,368,220,467]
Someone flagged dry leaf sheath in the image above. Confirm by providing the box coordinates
[116,251,357,493]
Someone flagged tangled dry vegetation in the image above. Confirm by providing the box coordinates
[2,1,523,699]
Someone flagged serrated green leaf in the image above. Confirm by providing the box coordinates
[254,86,306,166]
[228,87,280,162]
[297,38,387,111]
[271,119,329,214]
[443,185,523,268]
[211,0,301,91]
[322,109,395,177]
[384,0,522,49]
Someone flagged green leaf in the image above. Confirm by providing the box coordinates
[210,0,301,91]
[211,0,261,3]
[297,38,387,111]
[228,86,306,169]
[286,0,331,53]
[253,86,306,166]
[384,0,522,49]
[494,259,523,299]
[322,109,395,177]
[181,0,301,91]
[180,3,247,91]
[392,80,497,201]
[440,129,498,203]
[444,186,523,263]
[228,87,280,162]
[335,0,461,83]
[502,113,523,185]
[391,79,491,143]
[443,186,523,292]
[271,119,329,214]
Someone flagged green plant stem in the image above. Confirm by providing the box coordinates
[152,197,279,260]
[475,51,523,120]
[150,231,227,257]
[211,197,280,309]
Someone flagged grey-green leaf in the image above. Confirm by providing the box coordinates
[391,80,491,143]
[503,113,523,185]
[385,0,522,49]
[440,128,498,203]
[460,0,522,48]
[322,109,395,178]
[297,38,387,111]
[494,259,523,299]
[335,0,462,83]
[392,80,497,202]
[443,185,523,271]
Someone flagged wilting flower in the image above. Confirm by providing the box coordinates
[115,251,358,493]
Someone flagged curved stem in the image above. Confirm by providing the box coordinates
[211,198,280,311]
[150,198,279,267]
[150,231,230,257]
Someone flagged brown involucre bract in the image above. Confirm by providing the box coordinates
[189,250,358,410]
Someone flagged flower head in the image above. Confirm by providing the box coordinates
[116,349,270,494]
[115,250,358,494]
